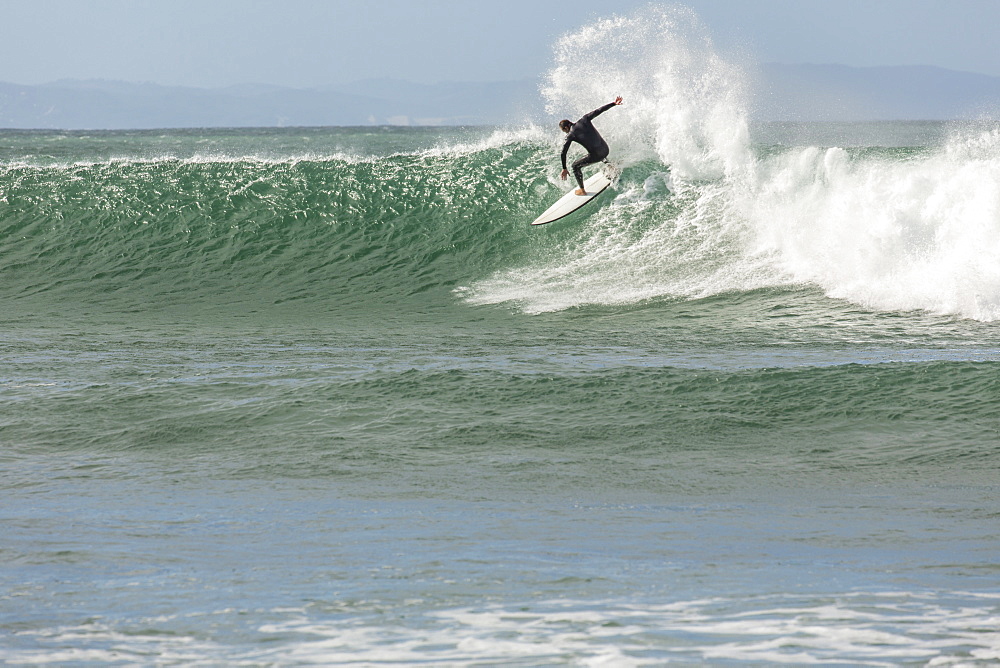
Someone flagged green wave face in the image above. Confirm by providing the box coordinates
[3,122,1000,324]
[0,139,552,311]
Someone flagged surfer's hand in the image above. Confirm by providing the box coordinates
[560,169,568,180]
[614,96,623,105]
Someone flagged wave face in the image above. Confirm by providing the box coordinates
[2,9,1000,322]
[4,123,999,320]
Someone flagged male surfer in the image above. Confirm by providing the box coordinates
[559,96,623,195]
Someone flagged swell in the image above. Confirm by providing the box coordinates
[5,360,998,471]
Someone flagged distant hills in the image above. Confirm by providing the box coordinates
[754,64,1000,121]
[3,64,1000,129]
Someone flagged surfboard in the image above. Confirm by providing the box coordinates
[531,170,613,226]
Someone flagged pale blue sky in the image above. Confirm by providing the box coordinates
[3,0,999,87]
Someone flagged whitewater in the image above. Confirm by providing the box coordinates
[461,6,1000,320]
[2,4,999,666]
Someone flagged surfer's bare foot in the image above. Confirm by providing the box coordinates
[575,188,587,196]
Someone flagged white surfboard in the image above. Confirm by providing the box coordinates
[531,170,613,226]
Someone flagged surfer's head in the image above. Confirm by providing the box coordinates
[559,120,572,132]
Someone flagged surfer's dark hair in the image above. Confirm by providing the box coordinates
[559,119,572,132]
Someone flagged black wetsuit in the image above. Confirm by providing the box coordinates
[561,102,616,190]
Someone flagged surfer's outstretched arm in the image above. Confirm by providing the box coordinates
[582,96,623,121]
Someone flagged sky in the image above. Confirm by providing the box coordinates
[3,0,1000,88]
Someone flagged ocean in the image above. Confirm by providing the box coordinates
[3,7,1000,666]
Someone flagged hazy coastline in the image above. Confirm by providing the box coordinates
[4,63,1000,129]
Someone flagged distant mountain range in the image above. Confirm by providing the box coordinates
[3,64,1000,129]
[753,63,1000,121]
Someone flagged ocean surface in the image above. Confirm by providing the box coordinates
[3,9,1000,666]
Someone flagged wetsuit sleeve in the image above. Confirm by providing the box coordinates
[582,102,617,122]
[561,135,574,170]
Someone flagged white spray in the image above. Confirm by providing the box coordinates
[463,4,1000,322]
[542,4,751,180]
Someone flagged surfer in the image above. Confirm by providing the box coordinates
[559,96,623,195]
